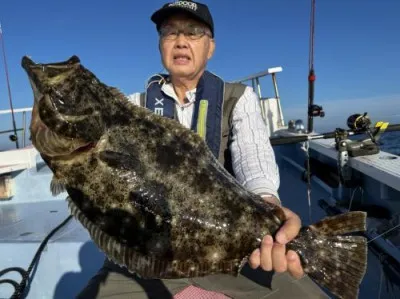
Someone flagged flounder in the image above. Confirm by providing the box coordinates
[22,55,367,299]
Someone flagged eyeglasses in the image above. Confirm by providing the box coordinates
[159,25,212,40]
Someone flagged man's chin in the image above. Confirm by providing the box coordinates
[169,69,195,79]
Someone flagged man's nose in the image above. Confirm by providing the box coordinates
[174,33,189,48]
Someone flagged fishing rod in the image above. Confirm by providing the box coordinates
[270,114,400,146]
[0,23,19,149]
[307,0,324,133]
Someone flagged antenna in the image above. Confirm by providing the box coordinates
[0,22,19,148]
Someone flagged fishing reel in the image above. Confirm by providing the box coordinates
[347,112,371,132]
[346,112,387,144]
[9,135,18,142]
[308,104,325,118]
[335,112,389,185]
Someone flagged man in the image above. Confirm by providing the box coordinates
[77,1,327,298]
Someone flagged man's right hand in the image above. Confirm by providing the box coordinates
[248,206,304,279]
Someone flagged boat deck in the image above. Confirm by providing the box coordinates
[311,138,400,192]
[278,155,399,299]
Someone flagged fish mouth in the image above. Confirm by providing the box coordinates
[21,55,81,95]
[22,56,44,99]
[21,56,35,71]
[30,107,96,158]
[21,55,80,71]
[22,55,104,157]
[22,55,95,157]
[72,141,97,153]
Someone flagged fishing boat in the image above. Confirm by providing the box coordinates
[1,2,399,299]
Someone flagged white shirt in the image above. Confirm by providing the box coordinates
[127,83,281,200]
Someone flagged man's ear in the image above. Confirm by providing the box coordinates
[207,39,215,59]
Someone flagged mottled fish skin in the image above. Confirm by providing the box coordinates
[22,55,367,299]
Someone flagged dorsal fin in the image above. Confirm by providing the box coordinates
[109,87,128,101]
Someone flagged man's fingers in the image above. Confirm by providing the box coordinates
[248,248,260,269]
[248,207,303,275]
[286,250,304,279]
[260,235,273,271]
[276,207,302,244]
[271,243,287,273]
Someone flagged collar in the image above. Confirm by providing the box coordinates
[161,82,197,108]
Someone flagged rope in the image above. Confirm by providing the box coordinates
[0,215,73,299]
[301,141,313,224]
[367,224,400,244]
[348,186,364,211]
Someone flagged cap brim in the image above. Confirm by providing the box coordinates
[151,7,210,32]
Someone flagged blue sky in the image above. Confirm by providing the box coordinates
[0,0,399,149]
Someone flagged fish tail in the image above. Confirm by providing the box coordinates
[287,211,367,299]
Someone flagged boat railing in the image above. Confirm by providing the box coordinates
[0,107,32,150]
[232,66,286,133]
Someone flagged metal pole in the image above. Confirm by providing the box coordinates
[255,77,262,98]
[0,23,19,148]
[255,77,267,120]
[272,73,285,127]
[22,111,26,147]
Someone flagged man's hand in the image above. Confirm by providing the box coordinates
[248,200,304,279]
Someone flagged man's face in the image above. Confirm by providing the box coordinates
[159,14,215,80]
